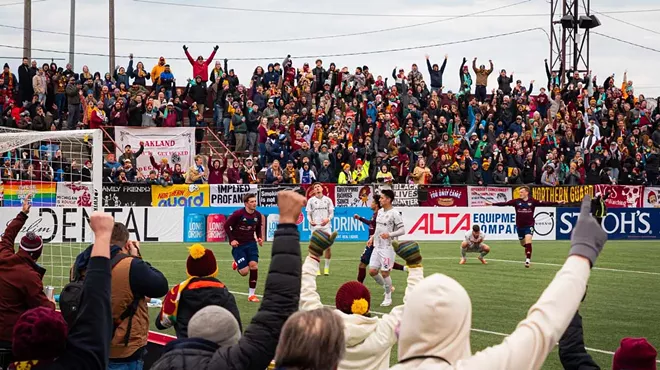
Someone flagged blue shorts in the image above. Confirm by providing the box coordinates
[232,241,259,270]
[517,226,534,240]
[360,245,374,265]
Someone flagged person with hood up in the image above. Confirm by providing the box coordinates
[155,244,241,339]
[151,57,167,89]
[183,45,219,85]
[150,190,304,370]
[263,63,280,87]
[300,227,424,370]
[0,196,53,369]
[391,195,607,370]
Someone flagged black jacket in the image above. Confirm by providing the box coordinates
[150,224,302,370]
[155,277,242,339]
[558,312,601,370]
[426,58,447,89]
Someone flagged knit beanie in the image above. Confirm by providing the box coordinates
[186,244,218,278]
[188,306,241,347]
[613,337,657,370]
[20,232,43,261]
[12,307,68,361]
[335,281,371,315]
[3,63,8,69]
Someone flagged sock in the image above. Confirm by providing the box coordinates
[480,249,490,258]
[461,248,467,258]
[357,266,366,283]
[325,259,330,270]
[372,273,385,287]
[383,276,392,294]
[249,288,255,296]
[393,262,405,271]
[524,243,532,260]
[249,269,258,294]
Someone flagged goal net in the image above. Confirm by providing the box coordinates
[0,128,104,290]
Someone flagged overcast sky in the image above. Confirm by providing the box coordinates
[0,0,658,97]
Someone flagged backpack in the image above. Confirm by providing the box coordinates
[60,253,141,346]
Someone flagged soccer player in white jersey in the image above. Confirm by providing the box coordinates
[306,183,335,275]
[367,189,405,307]
[459,224,491,265]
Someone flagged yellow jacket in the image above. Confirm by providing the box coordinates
[151,60,167,85]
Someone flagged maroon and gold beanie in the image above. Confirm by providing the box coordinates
[186,244,218,278]
[335,281,371,315]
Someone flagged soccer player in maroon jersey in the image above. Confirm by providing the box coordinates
[487,186,563,268]
[224,193,264,302]
[353,194,406,284]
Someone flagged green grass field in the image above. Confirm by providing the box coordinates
[43,240,660,369]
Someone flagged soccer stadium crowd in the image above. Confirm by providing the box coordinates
[1,49,660,187]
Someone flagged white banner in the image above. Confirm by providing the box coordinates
[0,207,183,243]
[643,187,660,208]
[335,186,375,207]
[399,207,556,241]
[210,184,259,207]
[468,186,512,207]
[375,184,418,207]
[56,182,94,207]
[115,127,195,176]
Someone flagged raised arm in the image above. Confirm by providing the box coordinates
[0,197,30,254]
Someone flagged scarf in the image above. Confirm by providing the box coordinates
[9,359,55,370]
[286,168,297,184]
[3,71,15,91]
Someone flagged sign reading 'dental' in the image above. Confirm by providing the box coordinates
[0,207,183,243]
[556,208,660,240]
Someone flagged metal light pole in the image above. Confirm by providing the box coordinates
[109,0,115,73]
[69,0,75,67]
[23,0,31,60]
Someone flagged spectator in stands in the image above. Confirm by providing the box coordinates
[391,197,605,369]
[183,45,218,86]
[65,77,81,130]
[156,244,241,338]
[70,223,168,370]
[0,196,53,369]
[118,143,144,166]
[274,308,345,370]
[207,153,227,184]
[150,191,304,370]
[226,157,242,184]
[8,212,116,370]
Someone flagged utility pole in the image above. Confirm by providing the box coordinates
[109,0,115,74]
[69,0,75,67]
[23,0,31,60]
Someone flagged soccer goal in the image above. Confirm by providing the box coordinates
[0,128,104,289]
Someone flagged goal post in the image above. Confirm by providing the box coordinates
[0,128,104,289]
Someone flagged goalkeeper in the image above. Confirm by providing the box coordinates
[300,229,424,370]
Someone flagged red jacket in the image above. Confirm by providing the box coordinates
[0,211,55,343]
[185,49,217,82]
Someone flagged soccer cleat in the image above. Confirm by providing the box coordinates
[478,257,488,265]
[380,294,392,307]
[232,261,238,271]
[248,295,260,303]
[324,268,330,276]
[525,258,531,268]
[316,269,321,276]
[459,258,466,265]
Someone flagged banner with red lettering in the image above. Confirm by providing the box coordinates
[115,127,195,176]
[56,182,93,207]
[468,186,512,207]
[420,186,468,207]
[643,187,660,208]
[595,185,643,208]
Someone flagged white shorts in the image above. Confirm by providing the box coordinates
[310,225,332,235]
[369,247,396,272]
[465,243,483,253]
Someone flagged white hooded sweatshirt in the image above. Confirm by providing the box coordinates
[391,256,590,370]
[300,256,424,370]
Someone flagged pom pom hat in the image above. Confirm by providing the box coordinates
[12,307,68,361]
[186,244,218,278]
[336,281,371,315]
[20,231,43,260]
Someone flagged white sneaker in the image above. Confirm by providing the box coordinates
[380,293,392,307]
[525,258,531,268]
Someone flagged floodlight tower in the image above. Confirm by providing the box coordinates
[549,0,601,85]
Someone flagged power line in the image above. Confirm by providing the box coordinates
[0,0,45,6]
[132,0,660,18]
[0,0,532,45]
[591,32,660,54]
[0,27,544,61]
[591,9,660,36]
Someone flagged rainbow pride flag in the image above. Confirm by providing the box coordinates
[3,181,57,207]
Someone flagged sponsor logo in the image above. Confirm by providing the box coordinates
[534,211,555,236]
[559,210,652,236]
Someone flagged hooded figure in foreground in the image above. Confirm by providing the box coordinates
[392,195,607,370]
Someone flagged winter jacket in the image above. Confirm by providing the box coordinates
[558,312,601,370]
[185,49,217,83]
[426,58,447,89]
[151,61,167,85]
[150,224,302,370]
[65,83,81,105]
[0,211,55,343]
[127,60,151,86]
[472,60,493,87]
[300,256,424,370]
[155,277,241,339]
[391,257,591,370]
